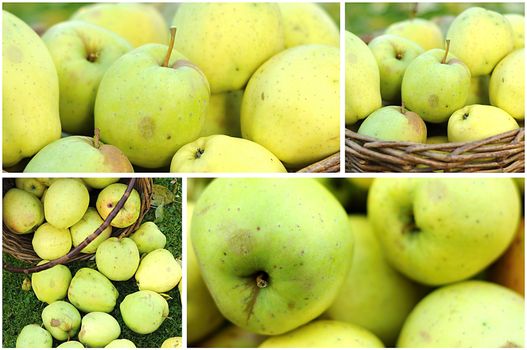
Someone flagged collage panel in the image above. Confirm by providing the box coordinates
[345,2,525,172]
[187,177,524,347]
[2,177,182,348]
[3,2,341,174]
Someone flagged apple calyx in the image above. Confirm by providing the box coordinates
[463,112,470,120]
[441,40,451,64]
[87,51,99,63]
[195,148,205,159]
[163,27,177,68]
[402,212,420,235]
[255,272,269,289]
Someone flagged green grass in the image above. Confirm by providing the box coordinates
[2,178,182,348]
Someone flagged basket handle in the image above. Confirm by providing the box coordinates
[3,178,137,274]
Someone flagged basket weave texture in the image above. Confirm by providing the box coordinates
[3,178,153,269]
[297,152,340,173]
[346,128,525,173]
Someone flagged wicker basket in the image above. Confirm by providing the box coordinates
[345,128,525,173]
[297,152,340,173]
[3,178,153,273]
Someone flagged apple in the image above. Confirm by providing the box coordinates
[504,14,525,49]
[357,105,427,143]
[172,3,284,93]
[368,178,521,285]
[397,281,524,347]
[401,41,471,123]
[197,324,266,348]
[82,178,119,189]
[94,28,210,169]
[15,178,46,197]
[129,222,166,254]
[326,215,426,346]
[466,75,490,105]
[368,34,424,102]
[3,188,44,234]
[241,44,340,168]
[200,91,243,137]
[3,10,61,168]
[96,183,141,228]
[170,135,287,173]
[446,7,514,76]
[259,320,384,348]
[277,3,339,48]
[44,178,89,229]
[345,31,382,125]
[385,18,444,51]
[16,324,52,348]
[42,21,132,135]
[32,223,72,260]
[488,219,524,296]
[191,178,352,335]
[71,3,168,47]
[489,49,524,120]
[447,104,519,142]
[24,134,134,173]
[70,207,112,254]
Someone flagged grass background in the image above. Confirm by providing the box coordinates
[2,177,182,348]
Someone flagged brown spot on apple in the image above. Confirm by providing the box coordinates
[139,117,155,139]
[428,94,439,107]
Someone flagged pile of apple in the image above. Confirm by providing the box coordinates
[346,6,524,145]
[3,2,340,173]
[3,178,182,348]
[187,177,524,347]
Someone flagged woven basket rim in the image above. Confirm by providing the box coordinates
[3,178,153,272]
[345,127,525,173]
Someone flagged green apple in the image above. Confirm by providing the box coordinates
[71,3,168,47]
[489,49,524,120]
[78,312,120,348]
[426,135,449,144]
[397,281,524,347]
[96,237,140,281]
[401,44,471,123]
[241,45,339,168]
[172,3,284,93]
[44,178,89,229]
[16,324,53,348]
[135,248,182,293]
[42,21,131,135]
[386,18,444,51]
[505,14,524,49]
[259,320,384,348]
[368,178,521,285]
[105,339,136,348]
[368,34,424,102]
[42,301,81,341]
[96,183,141,228]
[32,261,72,304]
[326,215,425,346]
[24,135,134,173]
[197,324,266,348]
[71,207,112,254]
[358,105,427,143]
[170,135,287,173]
[447,7,514,76]
[277,3,339,48]
[187,203,224,344]
[345,31,382,125]
[57,341,84,348]
[68,268,119,313]
[192,178,352,335]
[119,290,169,334]
[3,10,61,167]
[95,30,210,169]
[447,104,519,142]
[3,188,44,234]
[200,91,243,137]
[161,337,182,348]
[32,223,72,260]
[82,178,119,189]
[466,75,490,105]
[15,178,46,197]
[129,221,166,254]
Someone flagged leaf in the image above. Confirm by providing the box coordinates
[152,184,175,207]
[155,205,165,223]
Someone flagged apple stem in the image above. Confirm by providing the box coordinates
[401,102,407,114]
[163,27,177,68]
[94,128,101,149]
[441,40,450,64]
[255,273,269,288]
[410,3,418,19]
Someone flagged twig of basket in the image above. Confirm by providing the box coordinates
[3,178,137,274]
[297,152,340,173]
